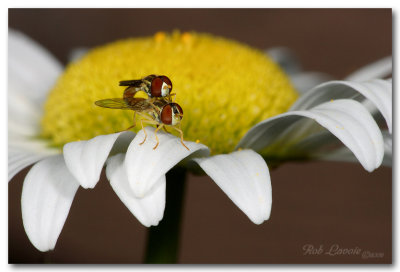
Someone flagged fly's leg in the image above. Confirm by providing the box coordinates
[168,93,176,102]
[139,119,147,145]
[148,99,160,113]
[138,119,158,145]
[136,112,159,146]
[173,125,189,151]
[153,124,165,150]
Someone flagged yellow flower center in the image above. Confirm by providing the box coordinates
[41,31,298,154]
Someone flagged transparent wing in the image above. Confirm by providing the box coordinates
[127,98,155,111]
[94,98,132,109]
[95,97,155,112]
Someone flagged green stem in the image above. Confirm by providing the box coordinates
[144,167,187,264]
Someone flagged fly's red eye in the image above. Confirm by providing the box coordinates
[160,104,172,125]
[150,77,163,97]
[160,76,173,91]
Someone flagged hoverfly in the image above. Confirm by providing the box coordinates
[94,96,189,151]
[119,74,174,102]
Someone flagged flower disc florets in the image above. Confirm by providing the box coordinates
[41,31,298,154]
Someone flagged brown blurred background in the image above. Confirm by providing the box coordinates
[8,9,392,264]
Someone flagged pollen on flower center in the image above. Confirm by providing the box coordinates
[41,31,298,154]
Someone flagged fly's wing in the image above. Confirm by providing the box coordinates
[95,97,155,112]
[94,98,132,109]
[126,97,155,111]
[119,79,143,87]
[119,75,157,86]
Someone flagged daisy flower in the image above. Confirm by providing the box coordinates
[8,29,392,255]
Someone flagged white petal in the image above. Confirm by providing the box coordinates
[8,91,41,137]
[63,131,134,189]
[108,130,137,156]
[8,135,59,155]
[358,79,392,133]
[319,130,392,167]
[125,127,209,197]
[193,150,272,224]
[8,150,49,181]
[8,29,63,106]
[382,131,392,167]
[238,99,384,172]
[290,79,392,133]
[21,155,79,252]
[8,139,60,182]
[106,154,165,227]
[345,56,392,81]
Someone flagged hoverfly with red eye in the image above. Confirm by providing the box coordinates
[94,93,189,151]
[119,74,175,102]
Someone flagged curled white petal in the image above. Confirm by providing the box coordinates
[21,155,79,252]
[63,131,135,189]
[345,56,392,82]
[8,29,63,106]
[106,154,165,227]
[290,79,392,133]
[358,79,392,133]
[125,127,209,197]
[320,130,392,167]
[238,99,384,172]
[194,150,272,224]
[382,131,393,167]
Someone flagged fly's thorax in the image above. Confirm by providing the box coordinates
[152,98,169,109]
